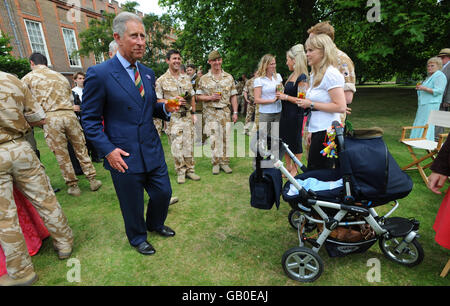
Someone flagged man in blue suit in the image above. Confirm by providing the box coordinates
[81,12,179,255]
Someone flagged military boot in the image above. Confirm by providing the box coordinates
[89,179,102,191]
[220,165,233,174]
[67,185,81,196]
[0,272,38,286]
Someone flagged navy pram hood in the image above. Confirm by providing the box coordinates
[339,135,413,206]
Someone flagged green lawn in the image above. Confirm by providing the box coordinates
[30,87,449,286]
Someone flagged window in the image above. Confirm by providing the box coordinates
[62,28,81,67]
[24,19,51,65]
[95,52,104,64]
[94,39,104,64]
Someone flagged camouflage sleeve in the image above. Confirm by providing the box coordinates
[21,81,46,123]
[155,77,164,100]
[68,86,75,105]
[229,76,238,96]
[187,81,195,97]
[340,55,356,93]
[195,76,206,95]
[21,74,31,88]
[243,80,249,93]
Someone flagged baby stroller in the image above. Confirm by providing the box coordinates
[251,121,424,282]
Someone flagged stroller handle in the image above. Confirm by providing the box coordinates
[332,120,345,153]
[280,142,308,173]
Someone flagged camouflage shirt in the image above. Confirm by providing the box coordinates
[0,71,46,144]
[155,69,195,111]
[196,70,238,109]
[243,77,256,103]
[337,49,356,93]
[236,80,244,95]
[21,65,74,113]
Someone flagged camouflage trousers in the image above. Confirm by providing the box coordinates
[167,113,195,176]
[0,138,73,279]
[154,118,164,137]
[43,111,96,187]
[251,104,260,134]
[238,95,245,114]
[194,101,206,144]
[244,102,255,132]
[203,107,231,166]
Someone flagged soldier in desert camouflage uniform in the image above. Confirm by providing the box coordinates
[196,51,239,174]
[156,50,200,184]
[193,67,206,145]
[21,53,102,197]
[235,76,245,115]
[243,73,256,135]
[0,71,73,286]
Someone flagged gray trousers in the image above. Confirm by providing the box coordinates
[258,112,281,139]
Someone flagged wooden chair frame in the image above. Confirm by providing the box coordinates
[441,259,450,278]
[400,111,450,184]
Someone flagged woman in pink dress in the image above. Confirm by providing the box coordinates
[427,132,450,249]
[0,187,50,277]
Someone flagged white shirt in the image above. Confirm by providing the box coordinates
[306,66,344,133]
[72,86,83,102]
[253,73,282,113]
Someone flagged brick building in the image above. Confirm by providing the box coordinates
[0,0,146,81]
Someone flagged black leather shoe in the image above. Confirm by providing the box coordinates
[151,226,175,237]
[135,241,156,255]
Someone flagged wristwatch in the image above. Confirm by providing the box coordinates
[310,101,315,110]
[233,111,238,114]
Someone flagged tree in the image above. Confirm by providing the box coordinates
[0,34,30,78]
[160,0,450,82]
[77,11,115,60]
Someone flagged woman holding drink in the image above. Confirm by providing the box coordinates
[278,44,309,176]
[254,54,283,140]
[296,34,346,171]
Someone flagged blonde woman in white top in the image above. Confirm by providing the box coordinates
[296,34,346,170]
[254,54,283,139]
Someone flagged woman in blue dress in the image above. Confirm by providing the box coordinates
[410,57,447,141]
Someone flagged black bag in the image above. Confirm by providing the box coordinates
[249,155,282,210]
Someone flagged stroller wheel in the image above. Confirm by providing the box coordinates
[288,209,317,232]
[288,209,302,230]
[379,237,424,267]
[282,247,323,282]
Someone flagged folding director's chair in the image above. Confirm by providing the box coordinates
[400,110,450,184]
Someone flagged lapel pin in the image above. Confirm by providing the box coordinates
[145,74,151,80]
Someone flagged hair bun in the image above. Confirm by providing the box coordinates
[291,44,305,55]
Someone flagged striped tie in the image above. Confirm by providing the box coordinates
[132,64,145,99]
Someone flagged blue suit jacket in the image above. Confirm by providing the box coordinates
[81,56,170,174]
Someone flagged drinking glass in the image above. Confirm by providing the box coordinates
[297,82,307,99]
